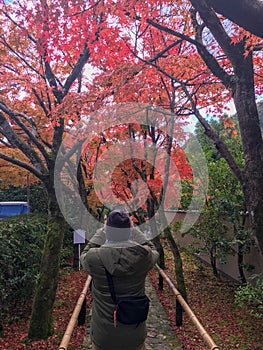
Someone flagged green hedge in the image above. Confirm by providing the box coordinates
[0,214,46,320]
[0,183,48,214]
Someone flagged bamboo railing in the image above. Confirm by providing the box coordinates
[156,264,220,350]
[58,275,92,350]
[58,267,219,350]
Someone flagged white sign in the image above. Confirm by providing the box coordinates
[73,229,86,244]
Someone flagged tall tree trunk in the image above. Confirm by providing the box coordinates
[232,55,263,259]
[157,207,187,300]
[189,0,263,259]
[242,178,263,260]
[28,189,66,340]
[165,227,187,301]
[210,246,218,277]
[152,235,165,269]
[147,201,165,269]
[237,242,247,285]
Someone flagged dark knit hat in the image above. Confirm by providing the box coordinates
[106,210,131,241]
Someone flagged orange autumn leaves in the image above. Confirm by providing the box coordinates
[80,122,193,214]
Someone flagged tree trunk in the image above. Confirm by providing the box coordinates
[243,184,263,260]
[237,243,247,285]
[210,247,218,277]
[232,55,263,259]
[28,190,66,340]
[189,0,263,259]
[165,227,187,301]
[152,235,165,269]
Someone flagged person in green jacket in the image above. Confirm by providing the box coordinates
[81,210,159,350]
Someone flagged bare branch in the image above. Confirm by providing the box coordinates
[0,111,46,173]
[181,83,244,183]
[146,18,233,88]
[0,101,50,164]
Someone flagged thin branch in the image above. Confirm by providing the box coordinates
[66,0,102,17]
[0,111,46,173]
[181,83,244,183]
[0,35,45,79]
[146,17,234,88]
[2,9,37,43]
[147,39,182,63]
[32,88,50,117]
[0,101,50,164]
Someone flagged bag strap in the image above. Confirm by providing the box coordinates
[104,268,119,328]
[97,249,119,327]
[97,249,117,302]
[104,268,117,304]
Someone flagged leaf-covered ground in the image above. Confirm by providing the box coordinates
[1,252,262,349]
[149,251,263,350]
[0,268,90,350]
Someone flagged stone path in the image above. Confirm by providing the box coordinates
[82,278,182,349]
[145,278,182,350]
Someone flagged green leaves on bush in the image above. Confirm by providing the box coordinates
[235,274,263,319]
[0,214,46,318]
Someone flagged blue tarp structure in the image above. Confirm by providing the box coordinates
[0,202,31,218]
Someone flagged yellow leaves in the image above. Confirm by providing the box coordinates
[0,148,36,188]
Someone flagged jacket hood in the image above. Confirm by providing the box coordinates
[98,241,150,276]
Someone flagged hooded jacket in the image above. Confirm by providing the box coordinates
[81,238,159,350]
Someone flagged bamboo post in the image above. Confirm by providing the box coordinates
[175,299,183,326]
[58,275,92,350]
[158,273,164,291]
[156,264,220,350]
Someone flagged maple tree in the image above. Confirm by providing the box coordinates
[76,61,199,297]
[91,0,263,261]
[0,0,105,339]
[1,0,263,341]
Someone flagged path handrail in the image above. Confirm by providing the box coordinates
[156,264,219,350]
[58,275,92,350]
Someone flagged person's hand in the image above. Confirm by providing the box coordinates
[129,216,134,229]
[103,214,107,231]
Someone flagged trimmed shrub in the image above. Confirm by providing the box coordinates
[0,214,46,320]
[0,183,48,214]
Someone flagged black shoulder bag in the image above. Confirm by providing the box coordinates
[104,269,150,327]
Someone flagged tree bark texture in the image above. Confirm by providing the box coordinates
[232,57,263,259]
[165,227,188,301]
[28,191,66,340]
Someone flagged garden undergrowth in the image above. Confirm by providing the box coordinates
[149,249,263,350]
